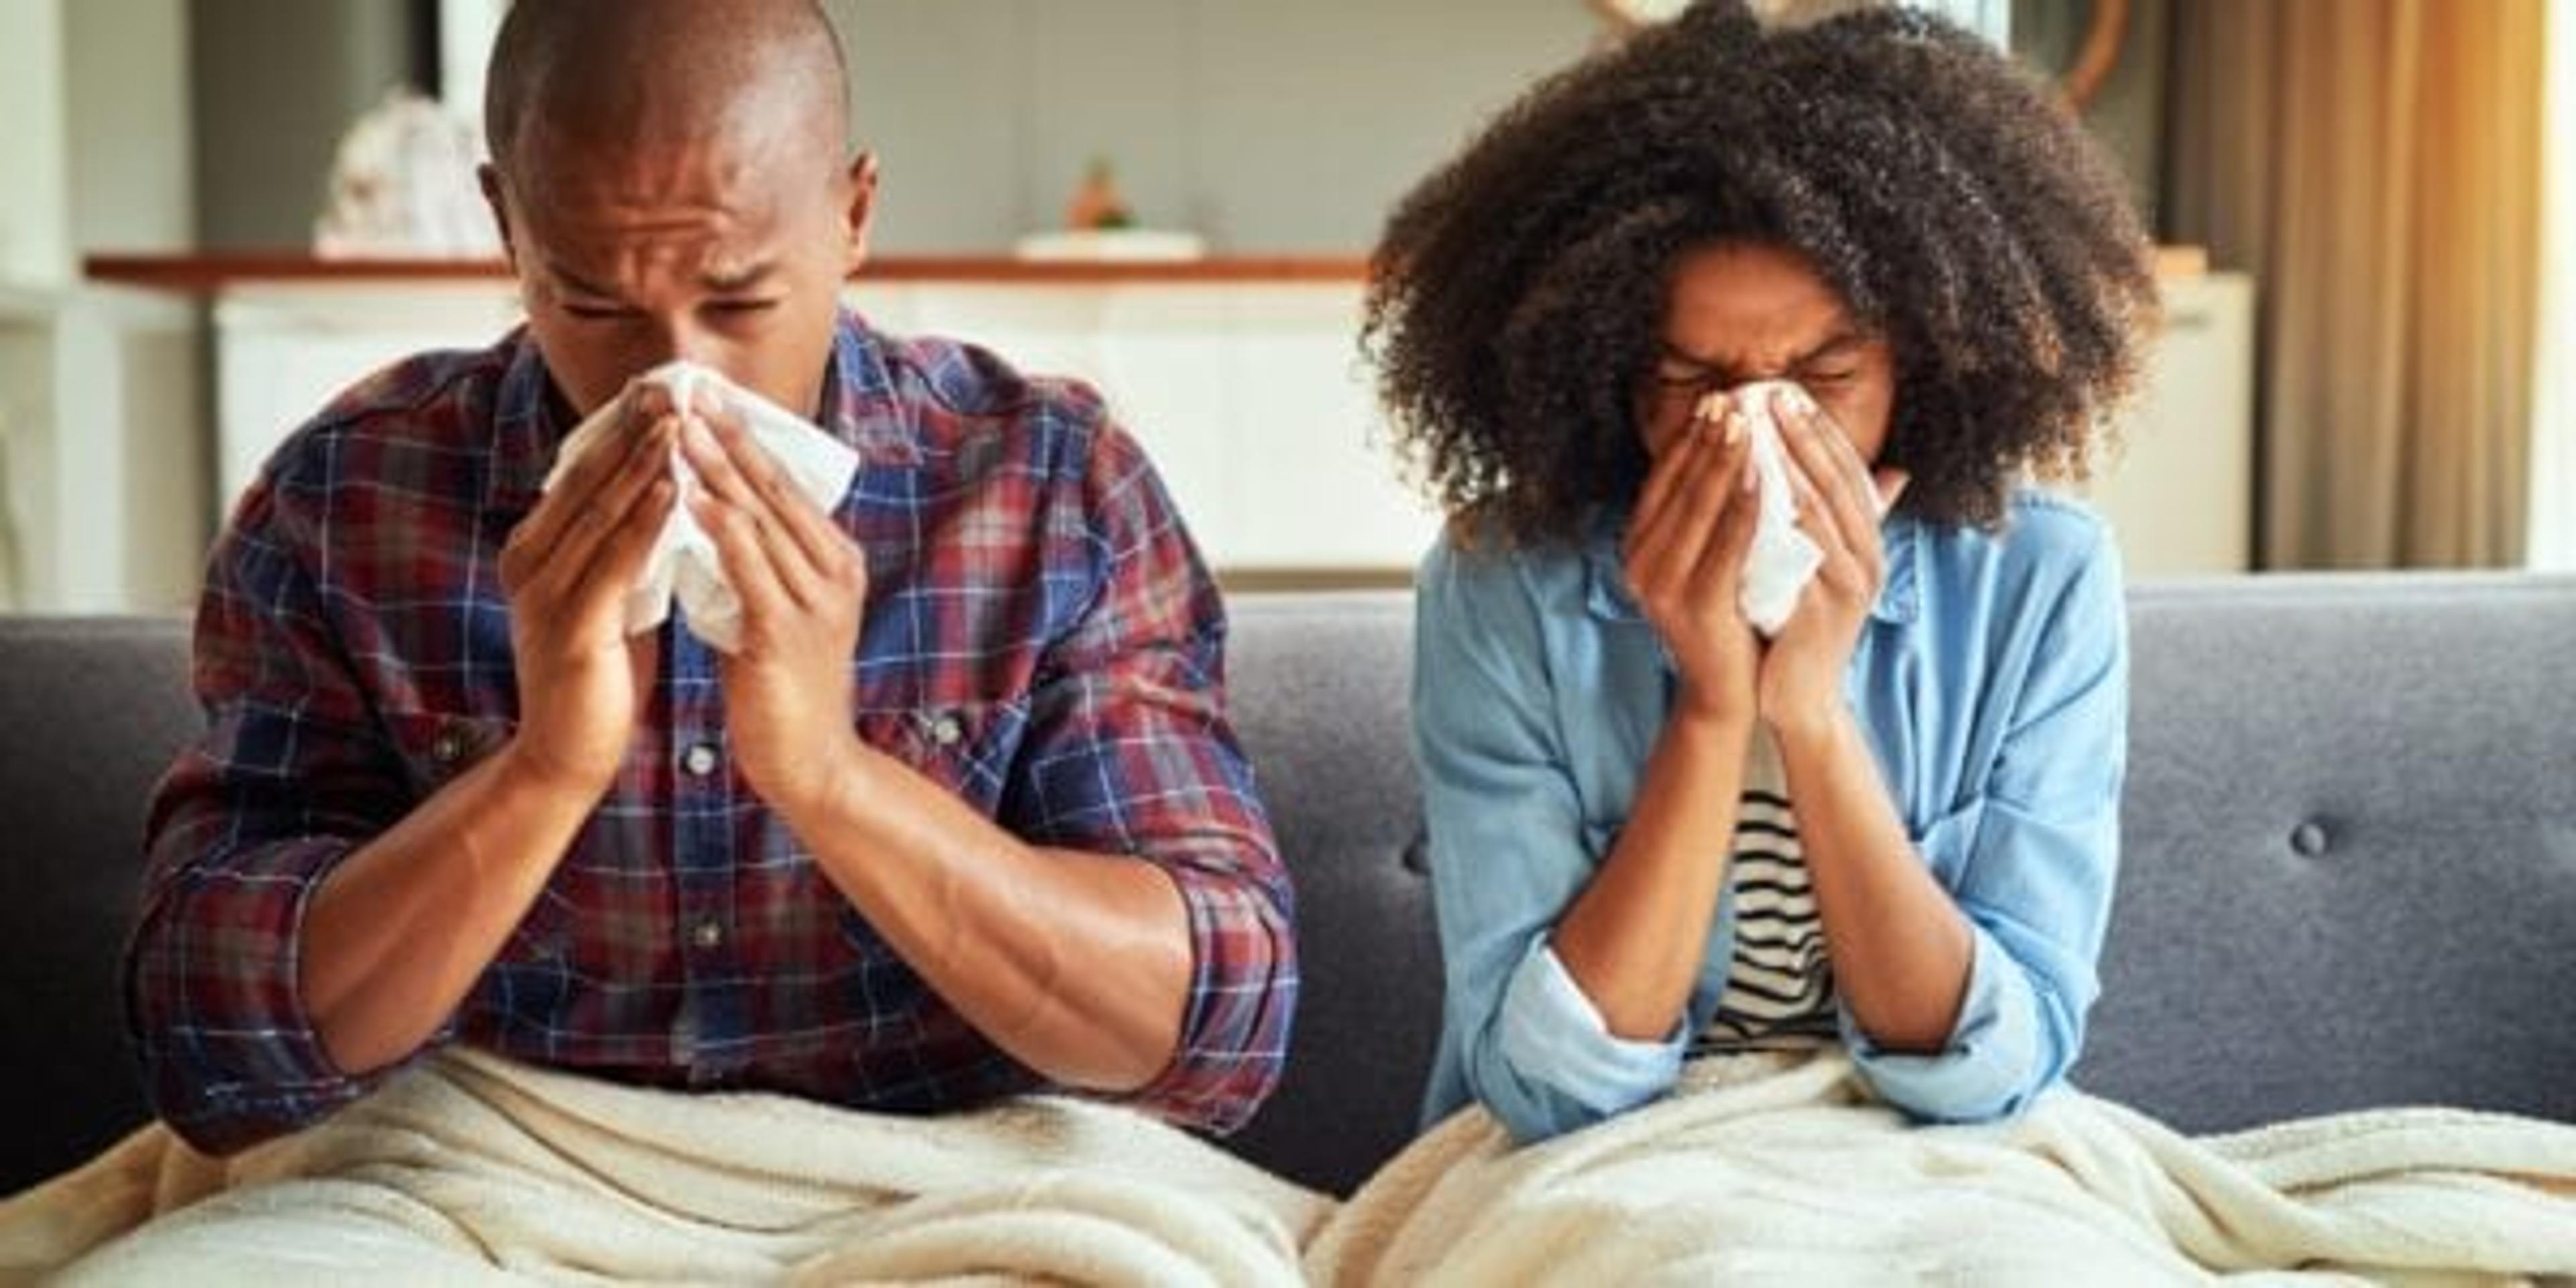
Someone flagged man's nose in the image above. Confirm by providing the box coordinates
[645,314,718,370]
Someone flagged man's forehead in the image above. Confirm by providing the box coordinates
[518,126,802,201]
[537,237,786,293]
[513,148,806,243]
[484,0,850,185]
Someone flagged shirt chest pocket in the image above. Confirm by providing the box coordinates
[377,708,574,965]
[851,698,1029,813]
[380,709,518,801]
[832,699,1022,981]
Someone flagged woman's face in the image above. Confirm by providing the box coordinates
[1638,241,1895,464]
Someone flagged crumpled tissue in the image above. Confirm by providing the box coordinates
[542,361,859,654]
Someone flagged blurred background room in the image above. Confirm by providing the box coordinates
[0,0,2567,613]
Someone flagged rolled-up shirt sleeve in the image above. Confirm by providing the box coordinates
[1008,421,1295,1135]
[1415,537,1686,1144]
[1845,528,2128,1122]
[1498,938,1687,1120]
[130,476,416,1155]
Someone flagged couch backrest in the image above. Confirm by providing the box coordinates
[0,616,195,1192]
[1222,578,2576,1190]
[7,576,2574,1198]
[1214,594,1439,1195]
[2084,576,2576,1134]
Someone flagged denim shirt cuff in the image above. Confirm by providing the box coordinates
[1842,923,2045,1122]
[1497,936,1690,1116]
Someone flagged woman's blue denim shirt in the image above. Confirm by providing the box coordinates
[1413,492,2128,1143]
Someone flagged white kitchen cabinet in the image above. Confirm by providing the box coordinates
[2076,272,2256,577]
[210,283,524,511]
[203,273,1440,582]
[0,284,206,612]
[184,264,2251,590]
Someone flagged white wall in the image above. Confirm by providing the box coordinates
[191,0,415,249]
[65,0,196,256]
[0,0,72,284]
[827,0,1600,254]
[0,0,208,612]
[421,1,2161,256]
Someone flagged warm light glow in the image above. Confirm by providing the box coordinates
[2532,0,2576,568]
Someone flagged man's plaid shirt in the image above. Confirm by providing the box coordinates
[132,313,1296,1153]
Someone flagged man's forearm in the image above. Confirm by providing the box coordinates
[779,735,1197,1093]
[301,743,599,1075]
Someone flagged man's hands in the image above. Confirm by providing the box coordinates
[500,371,866,817]
[498,384,677,799]
[678,389,870,816]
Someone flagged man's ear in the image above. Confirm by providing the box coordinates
[841,152,880,274]
[479,163,519,270]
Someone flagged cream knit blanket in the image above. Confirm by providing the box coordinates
[1,1046,1327,1286]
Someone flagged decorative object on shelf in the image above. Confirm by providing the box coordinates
[311,89,501,260]
[1063,156,1136,231]
[1585,0,1693,30]
[1014,154,1205,262]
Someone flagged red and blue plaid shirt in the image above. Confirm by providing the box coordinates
[133,313,1296,1154]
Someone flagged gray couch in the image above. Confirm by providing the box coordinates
[7,578,2575,1199]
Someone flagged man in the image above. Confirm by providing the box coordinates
[132,0,1294,1155]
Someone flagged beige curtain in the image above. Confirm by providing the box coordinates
[2165,0,2545,569]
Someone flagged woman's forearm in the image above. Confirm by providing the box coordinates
[1554,707,1754,1040]
[1775,707,1972,1052]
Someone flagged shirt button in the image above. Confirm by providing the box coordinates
[431,721,473,766]
[690,919,724,951]
[2290,820,2330,857]
[682,743,721,777]
[928,714,963,748]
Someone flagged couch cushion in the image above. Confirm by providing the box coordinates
[1214,592,1438,1196]
[0,616,196,1193]
[2077,576,2576,1129]
[8,574,2573,1201]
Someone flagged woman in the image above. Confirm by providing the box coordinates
[1373,0,2157,1144]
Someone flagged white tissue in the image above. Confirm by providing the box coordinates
[541,361,861,654]
[1701,381,1825,637]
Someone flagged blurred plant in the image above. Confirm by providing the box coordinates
[1063,156,1136,231]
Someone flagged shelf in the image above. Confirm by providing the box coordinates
[83,252,1372,294]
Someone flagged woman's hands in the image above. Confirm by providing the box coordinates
[1623,393,1762,727]
[1624,386,1908,738]
[1755,386,1909,739]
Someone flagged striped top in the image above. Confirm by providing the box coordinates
[1693,730,1838,1054]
